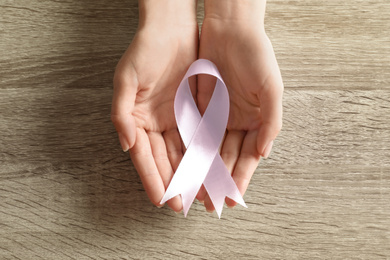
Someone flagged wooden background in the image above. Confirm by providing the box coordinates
[1,0,389,259]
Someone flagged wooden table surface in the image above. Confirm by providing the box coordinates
[1,0,389,259]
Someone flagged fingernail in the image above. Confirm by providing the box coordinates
[156,205,164,208]
[118,133,129,152]
[206,208,214,213]
[227,204,235,209]
[262,140,274,158]
[199,200,204,205]
[174,210,182,215]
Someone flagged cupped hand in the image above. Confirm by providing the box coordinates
[111,21,198,213]
[197,18,284,212]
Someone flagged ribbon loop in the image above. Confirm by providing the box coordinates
[161,59,247,218]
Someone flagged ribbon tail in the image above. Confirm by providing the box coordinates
[160,145,211,217]
[181,189,198,217]
[160,186,181,206]
[160,185,198,218]
[161,179,202,217]
[203,155,247,218]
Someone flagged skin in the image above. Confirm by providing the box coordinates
[196,0,284,212]
[111,0,283,214]
[111,0,198,212]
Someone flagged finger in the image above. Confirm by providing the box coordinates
[111,66,138,151]
[204,195,215,213]
[196,185,207,203]
[129,128,165,207]
[148,131,183,213]
[220,130,246,173]
[226,130,261,208]
[162,129,183,172]
[257,74,283,157]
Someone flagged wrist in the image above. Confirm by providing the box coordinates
[139,0,198,29]
[204,0,266,27]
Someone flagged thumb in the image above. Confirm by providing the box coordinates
[257,76,283,158]
[111,68,138,151]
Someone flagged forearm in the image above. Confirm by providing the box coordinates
[204,0,266,26]
[138,0,198,28]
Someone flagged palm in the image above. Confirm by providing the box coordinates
[124,29,197,132]
[199,21,282,132]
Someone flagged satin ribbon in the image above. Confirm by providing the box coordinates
[160,59,247,218]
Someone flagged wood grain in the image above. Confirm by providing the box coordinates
[1,0,390,259]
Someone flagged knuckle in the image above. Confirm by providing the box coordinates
[263,119,282,138]
[130,148,150,158]
[274,120,283,133]
[150,198,159,206]
[150,197,162,207]
[110,113,127,129]
[221,150,239,161]
[110,113,122,124]
[166,148,182,158]
[113,71,127,89]
[152,152,169,162]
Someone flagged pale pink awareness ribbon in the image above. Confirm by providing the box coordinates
[160,59,247,218]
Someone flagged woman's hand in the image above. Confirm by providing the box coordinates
[111,0,198,213]
[197,0,284,212]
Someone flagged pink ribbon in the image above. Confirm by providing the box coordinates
[160,59,247,218]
